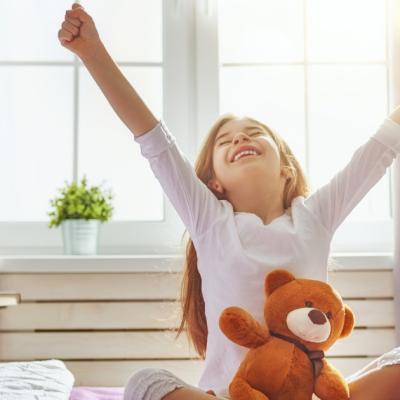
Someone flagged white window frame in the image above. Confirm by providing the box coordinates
[195,0,397,255]
[0,0,199,255]
[1,0,399,259]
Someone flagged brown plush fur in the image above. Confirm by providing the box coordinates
[219,269,355,400]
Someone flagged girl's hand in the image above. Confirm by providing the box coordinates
[58,3,101,59]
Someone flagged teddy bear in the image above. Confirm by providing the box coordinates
[218,269,355,400]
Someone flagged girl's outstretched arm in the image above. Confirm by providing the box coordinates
[58,3,227,243]
[58,3,157,136]
[304,108,400,237]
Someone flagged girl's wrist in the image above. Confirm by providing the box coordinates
[78,40,107,65]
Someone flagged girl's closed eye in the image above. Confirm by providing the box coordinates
[219,131,264,146]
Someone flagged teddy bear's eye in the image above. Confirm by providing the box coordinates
[326,311,332,320]
[305,301,313,308]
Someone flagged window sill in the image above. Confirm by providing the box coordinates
[0,254,184,273]
[0,252,393,273]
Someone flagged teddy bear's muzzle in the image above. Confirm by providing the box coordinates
[286,307,331,343]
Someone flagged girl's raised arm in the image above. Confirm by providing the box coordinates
[58,3,157,136]
[58,3,227,241]
[304,107,400,236]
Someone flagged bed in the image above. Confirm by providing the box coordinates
[70,387,124,400]
[0,359,125,400]
[0,266,396,397]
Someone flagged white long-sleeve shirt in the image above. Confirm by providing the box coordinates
[134,117,400,393]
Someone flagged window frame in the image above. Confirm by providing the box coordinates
[0,0,197,255]
[0,0,398,256]
[195,0,396,254]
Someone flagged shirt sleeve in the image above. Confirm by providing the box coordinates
[134,119,226,240]
[304,117,400,236]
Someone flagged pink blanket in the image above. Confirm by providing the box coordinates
[70,387,124,400]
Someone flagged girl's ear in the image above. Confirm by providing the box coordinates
[207,178,224,195]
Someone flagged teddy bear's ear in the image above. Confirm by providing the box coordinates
[340,305,355,338]
[265,269,296,296]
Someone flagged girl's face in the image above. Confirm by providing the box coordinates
[209,118,286,197]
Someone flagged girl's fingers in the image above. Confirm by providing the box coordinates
[71,3,83,10]
[62,20,79,36]
[58,28,73,43]
[66,6,91,23]
[65,15,81,28]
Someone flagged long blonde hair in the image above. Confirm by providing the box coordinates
[174,113,311,359]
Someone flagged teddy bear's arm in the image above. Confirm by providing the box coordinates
[219,306,270,348]
[314,359,350,400]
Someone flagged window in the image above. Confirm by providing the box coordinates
[196,0,395,253]
[1,0,398,255]
[0,0,193,254]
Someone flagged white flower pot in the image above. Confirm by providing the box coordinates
[61,219,100,255]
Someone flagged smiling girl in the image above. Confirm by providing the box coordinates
[59,4,400,400]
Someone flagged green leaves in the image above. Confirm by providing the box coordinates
[48,175,114,228]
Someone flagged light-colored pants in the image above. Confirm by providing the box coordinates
[123,347,400,400]
[123,368,227,400]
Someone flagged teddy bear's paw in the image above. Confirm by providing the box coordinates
[314,378,350,400]
[229,377,270,400]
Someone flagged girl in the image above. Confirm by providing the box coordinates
[58,3,400,400]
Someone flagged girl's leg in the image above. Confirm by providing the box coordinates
[346,346,400,400]
[161,387,220,399]
[123,368,220,400]
[348,365,400,400]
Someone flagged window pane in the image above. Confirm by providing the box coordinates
[0,66,74,221]
[87,0,162,63]
[78,66,163,221]
[0,0,73,61]
[218,0,304,63]
[307,65,389,220]
[219,66,306,168]
[306,0,386,62]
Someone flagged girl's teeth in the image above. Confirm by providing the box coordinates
[234,151,257,162]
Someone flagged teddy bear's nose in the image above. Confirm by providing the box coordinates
[308,309,327,325]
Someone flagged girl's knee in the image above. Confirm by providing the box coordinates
[124,368,161,400]
[123,368,185,400]
[126,367,164,383]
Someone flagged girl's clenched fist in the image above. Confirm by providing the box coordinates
[58,3,101,59]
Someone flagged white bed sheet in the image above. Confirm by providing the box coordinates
[0,359,74,399]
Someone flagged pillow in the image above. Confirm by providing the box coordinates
[0,359,74,400]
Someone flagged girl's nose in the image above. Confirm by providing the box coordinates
[233,132,251,144]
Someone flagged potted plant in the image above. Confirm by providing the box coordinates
[48,175,114,255]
